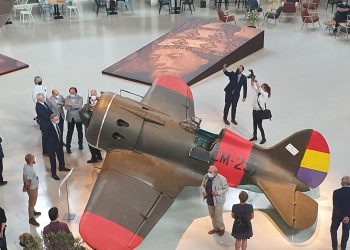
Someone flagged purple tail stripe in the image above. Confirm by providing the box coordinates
[297,167,327,189]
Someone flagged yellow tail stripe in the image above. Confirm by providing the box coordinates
[301,149,330,172]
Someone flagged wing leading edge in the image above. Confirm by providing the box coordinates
[80,150,201,250]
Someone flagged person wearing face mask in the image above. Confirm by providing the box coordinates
[47,114,70,181]
[223,64,247,126]
[200,165,228,236]
[32,76,48,124]
[65,87,84,154]
[47,90,66,138]
[333,2,350,33]
[22,154,41,227]
[331,176,350,250]
[86,89,102,163]
[249,77,271,145]
[36,93,54,156]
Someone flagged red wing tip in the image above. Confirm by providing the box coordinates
[79,211,143,250]
[153,76,193,99]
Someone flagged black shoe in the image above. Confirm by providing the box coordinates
[29,218,40,227]
[52,175,60,180]
[34,211,41,216]
[5,20,12,25]
[66,147,72,154]
[0,181,8,186]
[260,138,266,144]
[87,159,98,163]
[59,167,70,172]
[223,119,230,125]
[79,144,84,150]
[231,120,238,125]
[249,137,257,141]
[217,229,225,236]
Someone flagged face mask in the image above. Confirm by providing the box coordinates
[54,119,60,124]
[91,95,97,101]
[208,172,215,178]
[70,94,76,98]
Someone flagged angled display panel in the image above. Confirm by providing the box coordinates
[0,53,29,76]
[102,19,264,86]
[0,0,14,27]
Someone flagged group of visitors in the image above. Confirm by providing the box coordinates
[201,164,350,250]
[223,64,271,144]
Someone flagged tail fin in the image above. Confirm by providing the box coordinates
[269,129,330,188]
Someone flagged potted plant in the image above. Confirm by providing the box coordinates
[245,10,260,27]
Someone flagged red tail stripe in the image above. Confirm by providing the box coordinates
[306,130,330,154]
[79,211,143,250]
[153,76,193,99]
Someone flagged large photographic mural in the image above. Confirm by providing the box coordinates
[103,19,264,86]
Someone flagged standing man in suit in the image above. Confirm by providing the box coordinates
[47,114,70,180]
[47,90,65,141]
[223,64,247,125]
[0,137,6,186]
[86,89,102,163]
[331,176,350,250]
[35,93,53,156]
[65,87,84,154]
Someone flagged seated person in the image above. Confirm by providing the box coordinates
[333,1,350,33]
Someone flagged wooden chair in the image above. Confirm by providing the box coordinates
[302,0,319,11]
[281,1,298,20]
[301,7,320,30]
[217,9,236,23]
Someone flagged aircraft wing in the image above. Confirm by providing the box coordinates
[80,150,201,250]
[255,179,318,229]
[141,76,195,121]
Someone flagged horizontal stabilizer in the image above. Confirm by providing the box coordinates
[255,179,317,229]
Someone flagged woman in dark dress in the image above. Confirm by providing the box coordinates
[231,191,254,250]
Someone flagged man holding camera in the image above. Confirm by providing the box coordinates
[223,64,248,125]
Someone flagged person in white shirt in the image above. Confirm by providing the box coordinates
[32,76,48,124]
[22,154,41,227]
[249,78,271,144]
[32,76,47,103]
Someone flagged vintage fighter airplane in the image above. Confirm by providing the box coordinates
[79,76,330,250]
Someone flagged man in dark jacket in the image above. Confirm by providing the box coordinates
[331,176,350,250]
[35,93,53,156]
[0,138,6,186]
[47,114,70,180]
[0,206,7,250]
[223,64,247,125]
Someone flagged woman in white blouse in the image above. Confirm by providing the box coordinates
[249,78,271,144]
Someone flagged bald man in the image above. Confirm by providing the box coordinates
[331,176,350,250]
[200,165,228,236]
[47,90,65,139]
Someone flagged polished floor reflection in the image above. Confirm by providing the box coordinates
[0,1,348,249]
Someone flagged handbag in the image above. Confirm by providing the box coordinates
[257,93,272,120]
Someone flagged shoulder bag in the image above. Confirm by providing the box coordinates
[257,93,272,120]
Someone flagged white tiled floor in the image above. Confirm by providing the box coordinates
[0,1,349,249]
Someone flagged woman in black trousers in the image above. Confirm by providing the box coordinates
[249,78,271,144]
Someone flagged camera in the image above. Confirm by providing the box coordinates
[247,69,255,79]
